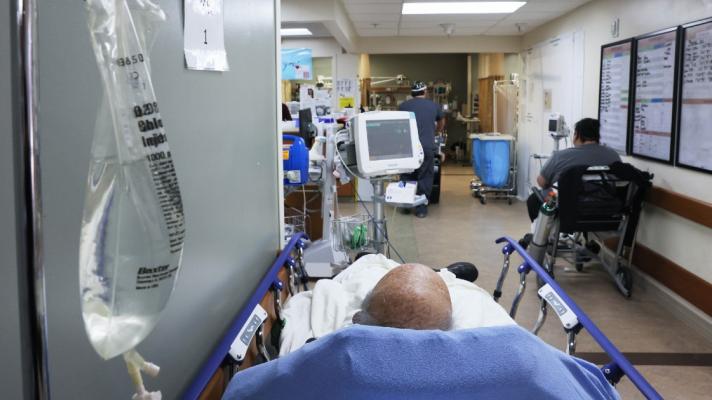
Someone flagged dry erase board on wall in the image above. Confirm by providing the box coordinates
[677,18,712,174]
[599,39,634,154]
[631,27,680,163]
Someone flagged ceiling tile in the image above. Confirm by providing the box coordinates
[399,20,497,29]
[358,28,400,37]
[349,13,402,23]
[345,3,403,14]
[339,0,593,38]
[354,21,399,29]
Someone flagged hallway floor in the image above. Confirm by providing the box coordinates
[344,164,712,399]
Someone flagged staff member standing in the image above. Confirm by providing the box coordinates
[399,81,444,218]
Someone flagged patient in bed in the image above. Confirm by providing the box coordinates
[224,257,620,400]
[352,263,453,330]
[279,254,516,355]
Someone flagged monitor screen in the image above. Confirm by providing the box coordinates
[365,119,414,161]
[548,119,558,132]
[298,108,313,145]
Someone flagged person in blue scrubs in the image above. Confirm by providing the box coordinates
[399,81,444,218]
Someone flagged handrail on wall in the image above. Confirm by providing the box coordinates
[182,232,308,400]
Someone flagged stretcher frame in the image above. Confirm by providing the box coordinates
[493,236,662,400]
[187,233,662,400]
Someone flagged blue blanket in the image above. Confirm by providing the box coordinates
[223,325,620,400]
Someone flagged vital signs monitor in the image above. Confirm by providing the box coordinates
[351,111,424,178]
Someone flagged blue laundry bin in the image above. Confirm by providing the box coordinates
[472,136,512,188]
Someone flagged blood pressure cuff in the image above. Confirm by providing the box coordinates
[223,325,619,400]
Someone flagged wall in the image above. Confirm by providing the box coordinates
[292,56,333,84]
[282,37,341,58]
[0,1,24,398]
[359,35,522,54]
[369,53,469,145]
[504,53,523,79]
[523,0,712,284]
[282,38,361,109]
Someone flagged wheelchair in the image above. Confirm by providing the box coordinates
[531,162,653,299]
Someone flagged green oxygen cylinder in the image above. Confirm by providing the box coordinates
[528,194,557,266]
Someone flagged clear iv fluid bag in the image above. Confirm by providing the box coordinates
[80,0,185,360]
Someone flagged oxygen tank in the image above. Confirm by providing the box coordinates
[528,192,557,266]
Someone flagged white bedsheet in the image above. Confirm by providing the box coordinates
[280,254,515,356]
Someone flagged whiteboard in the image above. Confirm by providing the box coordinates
[678,19,712,173]
[632,28,679,162]
[599,40,633,154]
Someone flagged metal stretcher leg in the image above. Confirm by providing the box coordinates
[566,330,577,355]
[532,296,548,335]
[255,324,271,363]
[493,253,511,303]
[509,269,527,319]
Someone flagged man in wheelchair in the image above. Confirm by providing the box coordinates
[525,118,621,223]
[520,118,653,298]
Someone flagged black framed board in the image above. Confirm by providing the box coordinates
[599,39,634,154]
[677,18,712,174]
[631,27,681,163]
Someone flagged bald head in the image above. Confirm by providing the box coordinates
[353,264,452,330]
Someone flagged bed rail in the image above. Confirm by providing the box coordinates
[495,236,662,400]
[183,233,309,400]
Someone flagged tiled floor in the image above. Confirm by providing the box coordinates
[341,164,712,399]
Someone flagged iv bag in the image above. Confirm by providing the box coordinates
[79,0,185,362]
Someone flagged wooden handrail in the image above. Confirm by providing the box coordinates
[646,186,712,230]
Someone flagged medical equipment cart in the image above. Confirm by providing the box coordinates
[469,133,517,204]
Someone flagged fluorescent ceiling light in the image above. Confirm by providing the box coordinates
[402,2,526,15]
[281,28,313,36]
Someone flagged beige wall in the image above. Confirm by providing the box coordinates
[523,0,712,282]
[369,54,469,144]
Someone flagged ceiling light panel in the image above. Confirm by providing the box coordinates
[281,28,313,36]
[402,2,527,15]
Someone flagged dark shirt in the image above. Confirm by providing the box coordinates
[398,97,443,151]
[281,103,292,121]
[540,143,621,185]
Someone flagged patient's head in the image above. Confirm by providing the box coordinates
[352,263,452,330]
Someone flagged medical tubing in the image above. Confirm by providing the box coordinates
[333,135,407,263]
[496,236,662,400]
[182,233,308,400]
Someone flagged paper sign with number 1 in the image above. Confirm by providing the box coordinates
[184,0,229,71]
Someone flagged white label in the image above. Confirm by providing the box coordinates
[229,304,268,361]
[385,181,418,205]
[537,284,579,329]
[184,0,229,71]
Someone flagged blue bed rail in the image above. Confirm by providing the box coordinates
[496,236,663,400]
[182,233,308,400]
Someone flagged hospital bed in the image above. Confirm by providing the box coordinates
[182,232,662,400]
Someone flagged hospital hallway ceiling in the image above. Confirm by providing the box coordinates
[339,164,712,400]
